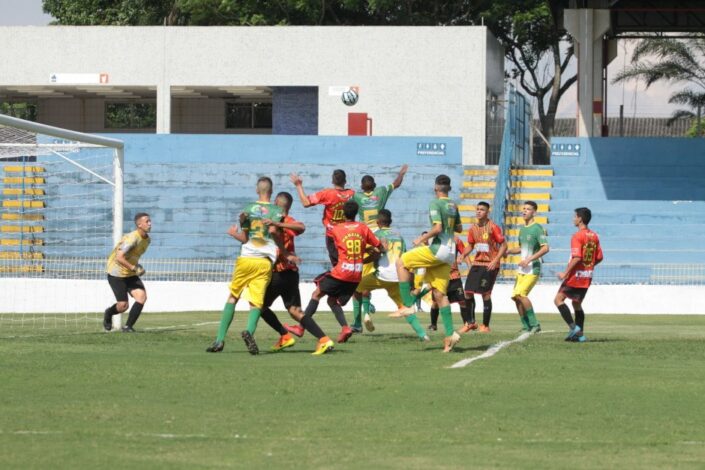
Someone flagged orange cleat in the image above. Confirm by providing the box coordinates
[458,322,478,334]
[271,333,296,352]
[284,323,305,338]
[479,324,491,333]
[337,326,353,343]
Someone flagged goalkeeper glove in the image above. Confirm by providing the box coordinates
[134,264,146,277]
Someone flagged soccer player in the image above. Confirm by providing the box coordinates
[290,169,354,266]
[507,201,549,333]
[354,209,428,340]
[463,201,507,333]
[206,177,296,355]
[295,200,383,356]
[351,164,408,332]
[256,191,307,352]
[555,207,603,342]
[392,174,463,353]
[103,212,152,332]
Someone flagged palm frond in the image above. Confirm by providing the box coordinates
[666,109,695,127]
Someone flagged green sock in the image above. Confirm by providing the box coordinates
[415,287,431,299]
[440,305,454,336]
[399,281,414,307]
[525,308,539,328]
[246,308,261,334]
[352,297,362,328]
[362,297,370,315]
[405,314,426,338]
[520,314,531,330]
[216,302,235,342]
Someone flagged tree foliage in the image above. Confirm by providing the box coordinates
[43,0,576,137]
[613,37,705,137]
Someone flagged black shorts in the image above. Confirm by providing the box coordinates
[465,265,499,295]
[559,282,589,302]
[316,272,358,306]
[263,270,301,310]
[325,235,338,266]
[447,278,466,304]
[107,274,145,302]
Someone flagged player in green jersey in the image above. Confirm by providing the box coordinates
[351,164,408,332]
[507,201,549,333]
[393,174,463,353]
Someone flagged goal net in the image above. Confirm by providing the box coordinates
[0,114,123,333]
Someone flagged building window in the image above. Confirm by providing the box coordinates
[1,101,37,121]
[225,102,272,129]
[105,102,156,129]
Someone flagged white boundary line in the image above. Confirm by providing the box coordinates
[449,332,532,369]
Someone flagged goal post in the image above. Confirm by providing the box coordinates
[0,113,124,330]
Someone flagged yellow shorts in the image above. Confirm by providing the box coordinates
[356,274,403,307]
[401,246,451,294]
[512,273,539,298]
[229,257,272,308]
[361,262,376,279]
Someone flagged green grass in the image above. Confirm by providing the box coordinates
[2,312,705,469]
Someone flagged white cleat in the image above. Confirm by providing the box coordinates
[363,313,375,332]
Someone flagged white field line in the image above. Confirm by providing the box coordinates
[449,331,532,369]
[142,321,218,331]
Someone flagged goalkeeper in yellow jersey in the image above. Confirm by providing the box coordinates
[103,212,152,332]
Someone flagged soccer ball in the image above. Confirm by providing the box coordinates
[341,88,359,106]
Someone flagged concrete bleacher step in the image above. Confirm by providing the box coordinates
[0,251,44,260]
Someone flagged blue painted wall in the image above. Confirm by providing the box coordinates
[272,87,318,135]
[111,134,463,280]
[544,137,705,282]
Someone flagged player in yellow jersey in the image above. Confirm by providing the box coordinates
[103,212,152,332]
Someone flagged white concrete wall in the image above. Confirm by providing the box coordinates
[0,26,495,164]
[1,279,702,315]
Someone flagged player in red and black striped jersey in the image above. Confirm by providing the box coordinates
[294,200,384,356]
[554,207,603,342]
[290,169,355,267]
[255,191,307,352]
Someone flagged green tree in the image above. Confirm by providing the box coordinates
[613,37,705,137]
[44,0,575,137]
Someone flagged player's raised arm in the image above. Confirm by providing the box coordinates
[290,172,313,207]
[391,164,409,189]
[227,224,248,243]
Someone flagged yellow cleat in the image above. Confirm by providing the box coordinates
[311,339,335,356]
[271,334,296,352]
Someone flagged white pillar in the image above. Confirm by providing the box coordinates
[156,84,171,133]
[564,9,611,137]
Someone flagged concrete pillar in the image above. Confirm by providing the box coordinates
[564,9,611,137]
[156,84,171,133]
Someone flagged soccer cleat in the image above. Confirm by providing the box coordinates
[479,325,491,333]
[364,313,375,332]
[421,335,431,342]
[206,340,225,353]
[576,335,587,343]
[458,322,478,334]
[311,339,335,356]
[121,325,135,333]
[271,334,296,352]
[241,330,259,355]
[284,323,305,338]
[565,325,582,341]
[530,324,542,334]
[389,305,416,318]
[103,308,113,332]
[351,325,363,334]
[369,303,376,314]
[442,332,461,353]
[427,324,437,331]
[337,326,353,343]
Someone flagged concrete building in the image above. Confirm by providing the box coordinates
[0,26,504,165]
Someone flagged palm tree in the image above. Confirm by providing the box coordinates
[612,36,705,137]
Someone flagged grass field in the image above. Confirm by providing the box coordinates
[1,312,705,469]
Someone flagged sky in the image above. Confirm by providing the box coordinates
[0,0,687,120]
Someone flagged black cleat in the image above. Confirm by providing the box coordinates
[103,309,113,332]
[428,324,437,331]
[206,340,224,353]
[121,325,136,333]
[241,330,259,355]
[350,326,363,334]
